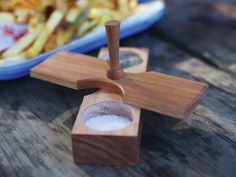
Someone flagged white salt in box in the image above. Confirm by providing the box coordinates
[71,101,142,165]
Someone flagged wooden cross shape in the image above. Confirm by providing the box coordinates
[30,20,208,165]
[31,20,208,119]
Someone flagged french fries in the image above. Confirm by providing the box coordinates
[66,7,81,23]
[43,33,57,52]
[4,52,26,60]
[3,24,44,57]
[55,0,68,13]
[14,8,29,23]
[28,13,45,31]
[77,19,98,37]
[0,12,15,22]
[118,0,130,16]
[57,25,76,46]
[26,10,64,58]
[89,8,122,21]
[0,0,145,62]
[0,59,4,65]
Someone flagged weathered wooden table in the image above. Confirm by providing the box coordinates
[0,1,236,177]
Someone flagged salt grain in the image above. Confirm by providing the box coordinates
[85,115,131,131]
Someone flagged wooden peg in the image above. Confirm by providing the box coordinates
[105,20,124,80]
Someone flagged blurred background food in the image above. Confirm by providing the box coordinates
[0,0,149,61]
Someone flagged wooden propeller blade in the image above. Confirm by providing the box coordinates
[31,51,208,119]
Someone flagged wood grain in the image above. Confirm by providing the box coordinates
[30,51,208,119]
[105,20,124,80]
[71,47,148,165]
[0,28,236,176]
[1,2,236,176]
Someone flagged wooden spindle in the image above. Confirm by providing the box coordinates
[105,20,124,80]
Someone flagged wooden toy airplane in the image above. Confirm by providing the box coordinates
[30,20,208,119]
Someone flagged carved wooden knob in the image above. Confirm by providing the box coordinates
[105,20,124,80]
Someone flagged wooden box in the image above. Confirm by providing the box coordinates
[71,101,142,165]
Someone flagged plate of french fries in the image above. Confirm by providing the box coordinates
[0,0,165,80]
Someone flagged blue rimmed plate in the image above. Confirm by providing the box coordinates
[0,0,165,80]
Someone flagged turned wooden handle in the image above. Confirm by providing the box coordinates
[105,20,124,80]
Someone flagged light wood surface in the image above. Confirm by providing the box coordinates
[71,47,148,165]
[31,51,208,119]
